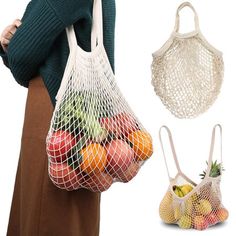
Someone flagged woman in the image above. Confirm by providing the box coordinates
[0,0,115,235]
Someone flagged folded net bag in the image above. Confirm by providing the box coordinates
[151,2,224,119]
[159,125,228,230]
[46,0,153,192]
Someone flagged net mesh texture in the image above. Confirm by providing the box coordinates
[152,36,224,119]
[159,176,228,230]
[46,46,153,192]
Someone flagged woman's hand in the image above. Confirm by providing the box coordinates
[0,19,22,52]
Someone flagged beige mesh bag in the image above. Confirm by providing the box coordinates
[45,0,153,192]
[159,125,228,230]
[151,2,224,118]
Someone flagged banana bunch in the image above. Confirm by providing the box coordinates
[173,184,193,197]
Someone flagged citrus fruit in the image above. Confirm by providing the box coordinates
[80,143,107,174]
[127,130,153,161]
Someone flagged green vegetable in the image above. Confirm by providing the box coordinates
[59,94,108,142]
[74,109,108,142]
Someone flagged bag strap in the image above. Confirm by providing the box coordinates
[205,124,223,177]
[66,0,103,52]
[159,126,182,181]
[91,0,103,50]
[173,2,200,33]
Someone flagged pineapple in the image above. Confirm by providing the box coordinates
[200,160,224,179]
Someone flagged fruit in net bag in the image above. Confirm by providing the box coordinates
[174,204,182,221]
[80,143,107,174]
[46,0,153,193]
[200,160,224,179]
[100,112,137,138]
[193,215,208,230]
[184,197,195,215]
[158,124,228,230]
[49,162,80,190]
[105,139,134,177]
[116,162,140,183]
[159,191,176,224]
[216,208,229,222]
[47,130,76,162]
[115,112,137,136]
[127,130,153,161]
[206,212,218,225]
[173,184,193,197]
[178,215,192,229]
[195,199,212,216]
[81,172,113,192]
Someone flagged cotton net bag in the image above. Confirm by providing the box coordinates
[46,0,153,192]
[158,125,228,230]
[151,2,224,119]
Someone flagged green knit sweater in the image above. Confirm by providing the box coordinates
[0,0,115,106]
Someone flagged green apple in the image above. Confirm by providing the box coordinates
[195,199,212,216]
[178,215,192,229]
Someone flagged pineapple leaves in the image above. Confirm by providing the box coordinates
[200,160,225,179]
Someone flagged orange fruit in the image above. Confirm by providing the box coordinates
[127,130,153,161]
[80,143,107,174]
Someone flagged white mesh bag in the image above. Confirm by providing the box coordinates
[159,125,228,230]
[46,0,153,192]
[151,2,224,119]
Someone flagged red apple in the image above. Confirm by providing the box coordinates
[115,112,138,137]
[49,162,81,190]
[206,212,219,225]
[47,130,76,162]
[100,113,138,138]
[81,172,113,192]
[100,116,122,137]
[216,208,229,222]
[116,162,140,183]
[194,216,208,230]
[105,140,134,177]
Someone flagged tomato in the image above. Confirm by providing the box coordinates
[49,162,81,191]
[47,130,76,162]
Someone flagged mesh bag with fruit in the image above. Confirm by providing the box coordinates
[159,125,228,230]
[46,0,153,192]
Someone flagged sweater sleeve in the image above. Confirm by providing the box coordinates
[7,0,66,87]
[0,45,9,68]
[0,0,34,69]
[7,0,92,87]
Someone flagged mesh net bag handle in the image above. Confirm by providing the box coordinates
[206,124,223,177]
[159,125,223,181]
[159,126,182,181]
[46,0,153,192]
[173,2,200,33]
[55,0,103,102]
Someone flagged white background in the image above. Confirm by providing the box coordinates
[0,0,235,235]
